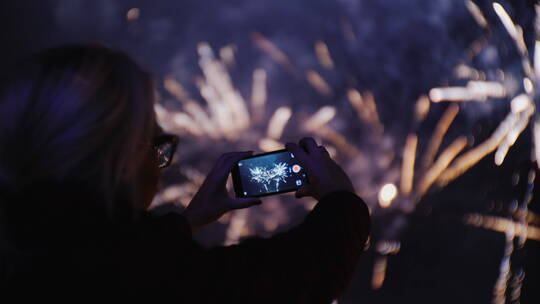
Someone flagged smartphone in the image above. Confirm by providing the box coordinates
[231,149,308,198]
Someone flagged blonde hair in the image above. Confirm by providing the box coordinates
[0,45,156,216]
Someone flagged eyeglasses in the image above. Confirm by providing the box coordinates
[153,134,178,169]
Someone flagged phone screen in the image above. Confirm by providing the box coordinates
[232,149,308,197]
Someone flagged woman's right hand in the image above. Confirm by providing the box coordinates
[285,137,355,201]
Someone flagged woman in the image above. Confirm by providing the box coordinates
[0,45,370,303]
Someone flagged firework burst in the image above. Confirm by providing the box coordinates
[150,1,539,301]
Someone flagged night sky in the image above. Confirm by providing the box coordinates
[0,0,538,303]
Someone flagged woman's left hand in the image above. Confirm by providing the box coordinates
[182,151,262,230]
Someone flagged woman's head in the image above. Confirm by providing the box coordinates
[0,44,160,215]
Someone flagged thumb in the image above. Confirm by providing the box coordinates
[229,198,262,210]
[295,186,311,198]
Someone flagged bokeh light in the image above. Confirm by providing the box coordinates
[378,183,398,208]
[3,0,540,302]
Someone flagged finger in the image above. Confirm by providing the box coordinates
[211,151,253,185]
[295,185,311,198]
[285,142,307,161]
[299,137,319,154]
[229,198,262,210]
[214,151,252,169]
[217,151,253,164]
[220,151,253,169]
[318,145,330,157]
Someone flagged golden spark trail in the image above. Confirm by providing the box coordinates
[164,75,190,102]
[197,82,235,138]
[182,101,220,138]
[465,36,490,60]
[371,256,387,290]
[219,44,236,67]
[493,2,534,78]
[267,106,292,139]
[363,91,382,129]
[347,89,383,133]
[259,138,284,152]
[528,212,540,226]
[535,40,540,79]
[348,89,369,123]
[429,81,506,102]
[414,95,430,123]
[437,106,527,186]
[437,136,502,187]
[198,43,250,132]
[303,106,360,156]
[495,95,535,165]
[251,68,267,123]
[400,134,417,195]
[416,136,467,198]
[422,104,459,168]
[314,126,361,158]
[162,73,222,139]
[251,32,296,74]
[171,112,203,136]
[371,241,400,290]
[464,214,540,242]
[315,41,335,69]
[454,63,484,80]
[304,106,336,131]
[154,103,203,136]
[306,70,333,96]
[465,0,488,29]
